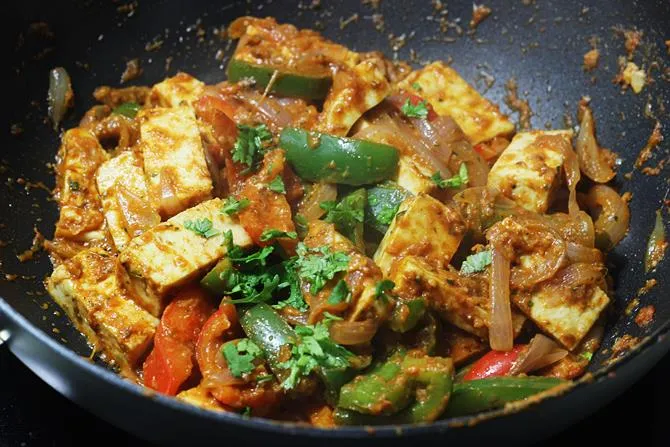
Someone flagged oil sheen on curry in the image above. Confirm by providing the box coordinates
[45,16,630,427]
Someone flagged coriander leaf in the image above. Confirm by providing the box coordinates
[256,374,274,384]
[260,229,298,242]
[112,101,141,119]
[294,243,350,294]
[232,124,272,171]
[327,279,351,305]
[222,339,261,377]
[431,163,469,189]
[221,196,250,215]
[277,318,353,390]
[581,352,593,361]
[375,279,395,297]
[223,230,274,267]
[241,407,252,417]
[411,82,423,91]
[321,189,366,246]
[184,218,219,238]
[460,250,492,275]
[322,311,343,322]
[401,98,429,119]
[294,214,309,238]
[273,260,308,312]
[267,176,286,194]
[225,272,281,304]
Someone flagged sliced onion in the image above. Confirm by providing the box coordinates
[489,249,514,351]
[509,334,568,375]
[329,319,377,345]
[298,182,338,221]
[235,89,292,130]
[115,184,160,238]
[549,263,606,290]
[576,103,616,183]
[566,242,603,264]
[583,185,630,250]
[551,135,582,216]
[354,113,452,177]
[48,67,73,130]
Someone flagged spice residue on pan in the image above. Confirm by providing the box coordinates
[645,209,667,272]
[583,48,599,72]
[635,121,663,168]
[637,278,658,296]
[635,305,655,328]
[120,58,143,83]
[504,78,532,130]
[17,228,45,263]
[608,335,641,363]
[470,4,492,30]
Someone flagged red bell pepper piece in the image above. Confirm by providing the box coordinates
[463,345,527,381]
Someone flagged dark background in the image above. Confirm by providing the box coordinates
[1,348,668,446]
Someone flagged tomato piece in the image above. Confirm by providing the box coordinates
[195,303,281,414]
[143,286,215,395]
[463,345,527,381]
[388,92,438,121]
[473,136,510,162]
[238,149,297,252]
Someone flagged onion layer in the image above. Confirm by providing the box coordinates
[329,319,377,345]
[509,334,568,375]
[576,102,617,183]
[298,183,338,221]
[583,185,630,250]
[48,67,74,130]
[489,249,514,351]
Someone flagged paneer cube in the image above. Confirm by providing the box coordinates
[397,62,515,144]
[139,106,213,219]
[514,285,610,351]
[390,256,526,339]
[149,72,205,107]
[487,130,573,214]
[394,157,436,196]
[54,128,109,243]
[96,151,159,251]
[119,198,252,315]
[177,387,225,411]
[374,194,465,275]
[47,249,159,376]
[319,55,391,136]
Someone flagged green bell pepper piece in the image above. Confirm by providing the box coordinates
[444,376,567,418]
[227,59,332,100]
[336,352,454,424]
[239,303,297,370]
[281,128,400,186]
[200,258,234,295]
[366,181,410,234]
[388,299,426,333]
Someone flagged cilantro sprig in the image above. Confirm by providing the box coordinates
[278,317,353,390]
[232,124,272,172]
[221,197,250,215]
[222,339,263,378]
[294,243,350,294]
[260,229,297,242]
[327,279,351,305]
[183,218,219,238]
[267,176,286,194]
[401,98,429,119]
[431,163,469,189]
[460,250,492,275]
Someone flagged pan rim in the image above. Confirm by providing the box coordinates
[2,294,669,438]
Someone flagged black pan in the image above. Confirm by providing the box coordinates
[2,0,669,445]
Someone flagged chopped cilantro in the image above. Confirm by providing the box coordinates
[260,229,297,242]
[232,124,272,172]
[401,98,429,119]
[431,163,469,189]
[267,176,286,194]
[375,279,395,299]
[278,318,353,390]
[460,250,492,275]
[223,270,281,305]
[112,101,141,119]
[222,339,262,377]
[273,260,308,312]
[183,218,219,238]
[581,352,594,361]
[256,374,274,384]
[294,243,350,294]
[294,214,309,238]
[327,279,351,305]
[320,189,366,245]
[240,407,252,417]
[223,230,274,267]
[221,196,250,215]
[411,82,422,91]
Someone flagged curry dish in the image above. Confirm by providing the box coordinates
[45,16,630,426]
